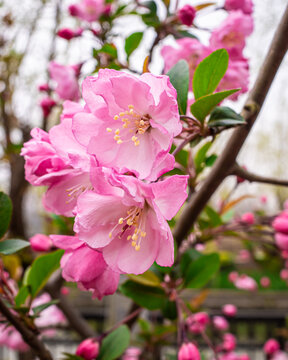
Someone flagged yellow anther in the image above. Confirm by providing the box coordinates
[115,129,120,135]
[141,231,146,237]
[123,123,128,128]
[118,217,124,224]
[139,120,145,126]
[127,218,133,226]
[114,115,119,120]
[129,109,134,114]
[119,112,125,117]
[132,241,136,247]
[106,127,112,132]
[131,136,138,142]
[117,140,123,144]
[135,141,140,146]
[132,234,138,241]
[109,232,112,238]
[128,104,134,109]
[135,245,140,251]
[127,235,131,240]
[129,129,134,133]
[114,135,120,141]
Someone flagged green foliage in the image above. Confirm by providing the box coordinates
[125,32,143,59]
[167,60,189,115]
[180,248,202,275]
[119,280,166,310]
[194,141,214,175]
[98,325,130,360]
[162,299,177,320]
[15,286,30,307]
[62,353,83,360]
[193,49,229,99]
[183,253,220,288]
[0,239,29,255]
[0,191,12,238]
[141,1,160,26]
[32,299,59,317]
[24,250,64,298]
[93,43,118,59]
[190,89,240,123]
[208,106,246,127]
[203,206,223,227]
[128,270,161,287]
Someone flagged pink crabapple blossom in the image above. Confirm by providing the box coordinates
[275,233,288,251]
[272,214,288,234]
[272,352,288,360]
[48,61,80,101]
[29,233,53,252]
[69,0,106,22]
[51,234,120,299]
[213,316,229,331]
[280,269,288,281]
[210,11,253,59]
[186,311,210,334]
[76,338,100,360]
[178,342,201,360]
[74,168,188,274]
[224,0,253,14]
[240,212,255,224]
[57,27,83,40]
[260,277,271,288]
[122,347,142,360]
[222,333,237,352]
[40,97,56,118]
[72,69,181,180]
[234,274,257,291]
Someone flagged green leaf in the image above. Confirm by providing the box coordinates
[98,43,118,59]
[128,270,161,287]
[98,325,130,360]
[184,253,220,288]
[173,30,198,40]
[125,32,143,59]
[25,250,64,298]
[162,299,177,320]
[32,299,59,317]
[62,353,83,360]
[0,239,29,255]
[190,89,240,123]
[0,192,12,238]
[205,154,217,167]
[175,148,189,168]
[167,60,189,115]
[194,141,212,174]
[119,280,166,310]
[143,0,157,13]
[193,49,229,100]
[208,106,245,127]
[180,248,202,276]
[203,206,223,227]
[15,286,30,307]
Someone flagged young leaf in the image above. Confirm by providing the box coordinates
[204,206,223,227]
[0,192,12,238]
[15,285,30,307]
[125,32,143,59]
[194,141,212,174]
[119,280,166,310]
[193,49,229,100]
[128,270,161,287]
[25,250,64,298]
[167,60,189,115]
[208,106,245,127]
[98,43,118,59]
[190,89,240,123]
[0,239,30,255]
[32,299,59,317]
[184,253,220,288]
[180,248,202,275]
[98,325,130,360]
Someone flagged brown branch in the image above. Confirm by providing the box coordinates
[45,273,96,339]
[173,4,288,245]
[230,163,288,187]
[0,297,53,360]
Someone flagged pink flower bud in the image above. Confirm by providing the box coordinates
[57,27,83,40]
[272,216,288,234]
[280,269,288,280]
[222,304,237,317]
[260,277,270,288]
[260,195,267,204]
[241,212,255,225]
[60,286,70,295]
[275,233,288,251]
[222,333,236,352]
[178,5,196,26]
[38,83,50,92]
[29,234,53,252]
[213,316,229,331]
[239,354,250,360]
[186,312,210,334]
[234,274,257,291]
[281,250,288,259]
[224,0,253,15]
[76,338,99,360]
[228,271,238,282]
[123,347,141,360]
[40,97,56,118]
[263,339,280,355]
[178,342,201,360]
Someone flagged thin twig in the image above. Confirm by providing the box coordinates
[173,4,288,245]
[0,297,53,360]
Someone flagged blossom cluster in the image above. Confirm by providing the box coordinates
[22,69,188,299]
[162,0,253,101]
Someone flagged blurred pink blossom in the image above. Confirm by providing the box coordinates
[222,304,237,317]
[224,0,253,14]
[29,233,53,252]
[178,342,201,360]
[264,339,280,355]
[234,274,257,291]
[213,316,229,331]
[76,338,100,360]
[69,0,106,22]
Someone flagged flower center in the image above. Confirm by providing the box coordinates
[106,105,151,146]
[109,206,147,251]
[66,182,93,203]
